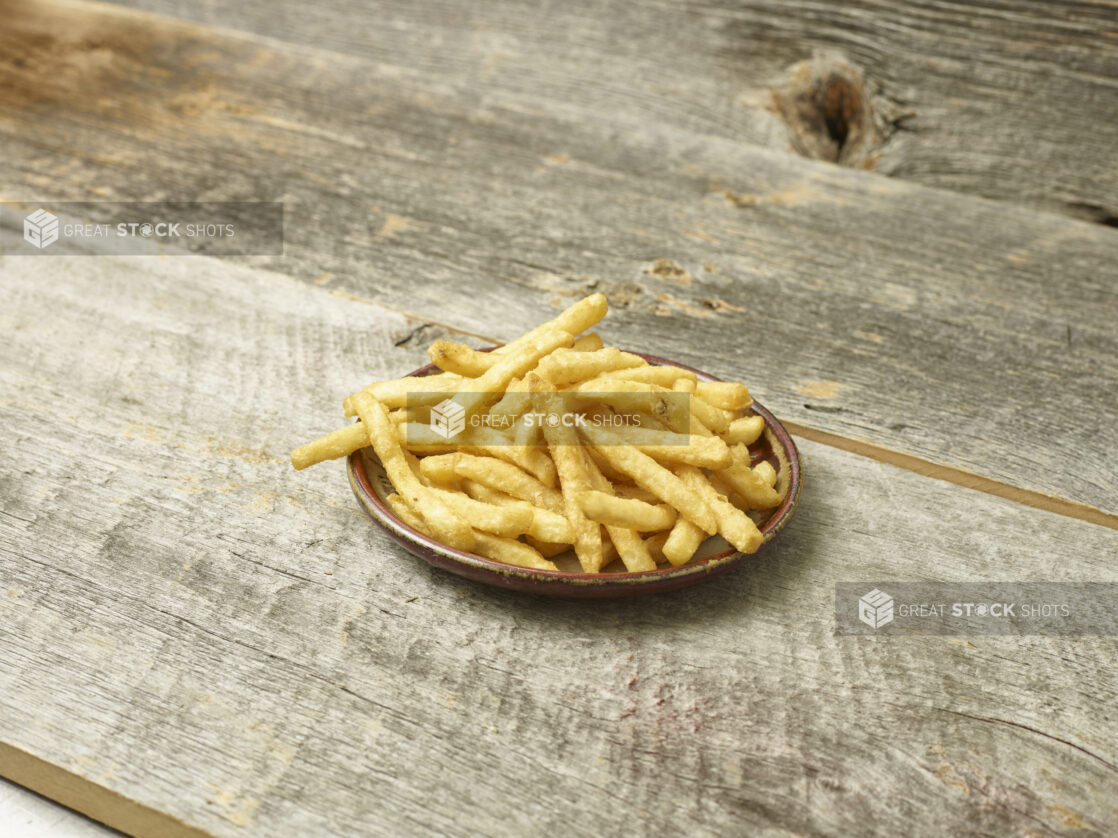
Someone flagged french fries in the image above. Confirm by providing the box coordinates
[293,293,785,573]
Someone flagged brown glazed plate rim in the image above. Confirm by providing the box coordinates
[348,351,802,596]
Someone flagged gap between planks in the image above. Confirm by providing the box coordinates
[347,290,1118,534]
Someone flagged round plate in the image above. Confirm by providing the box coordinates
[348,352,802,597]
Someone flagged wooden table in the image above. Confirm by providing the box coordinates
[1,2,1116,835]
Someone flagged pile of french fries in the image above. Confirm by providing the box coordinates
[291,294,785,573]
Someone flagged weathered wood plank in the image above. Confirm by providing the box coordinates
[2,253,1117,838]
[5,1,1115,518]
[102,0,1118,223]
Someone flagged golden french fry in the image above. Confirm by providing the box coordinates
[695,381,752,411]
[599,526,620,567]
[663,517,707,566]
[724,414,766,446]
[537,347,644,386]
[715,444,783,510]
[633,436,731,469]
[575,490,676,531]
[385,492,429,534]
[524,536,570,558]
[754,460,777,487]
[416,453,459,484]
[426,486,534,537]
[491,293,608,358]
[593,365,696,387]
[678,467,762,554]
[344,372,465,415]
[571,332,604,351]
[427,340,494,377]
[290,422,366,470]
[689,393,730,433]
[529,375,603,573]
[471,531,558,571]
[580,423,716,534]
[350,392,475,550]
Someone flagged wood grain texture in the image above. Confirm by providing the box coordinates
[2,0,1113,516]
[101,0,1118,223]
[2,252,1118,838]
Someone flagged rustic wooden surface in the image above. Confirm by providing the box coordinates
[108,0,1118,223]
[0,0,1114,519]
[1,0,1117,836]
[1,253,1117,838]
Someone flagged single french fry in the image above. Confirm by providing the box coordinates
[344,372,465,415]
[634,436,731,469]
[471,530,558,571]
[290,422,367,470]
[426,486,534,537]
[350,392,475,550]
[571,332,603,351]
[536,347,644,386]
[695,381,752,411]
[530,375,603,573]
[427,340,494,377]
[594,365,697,387]
[689,393,731,433]
[416,453,459,484]
[524,536,570,558]
[491,293,608,358]
[575,490,677,531]
[677,467,762,554]
[715,444,783,510]
[663,517,707,566]
[724,414,766,446]
[581,423,716,534]
[753,460,777,487]
[385,492,430,534]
